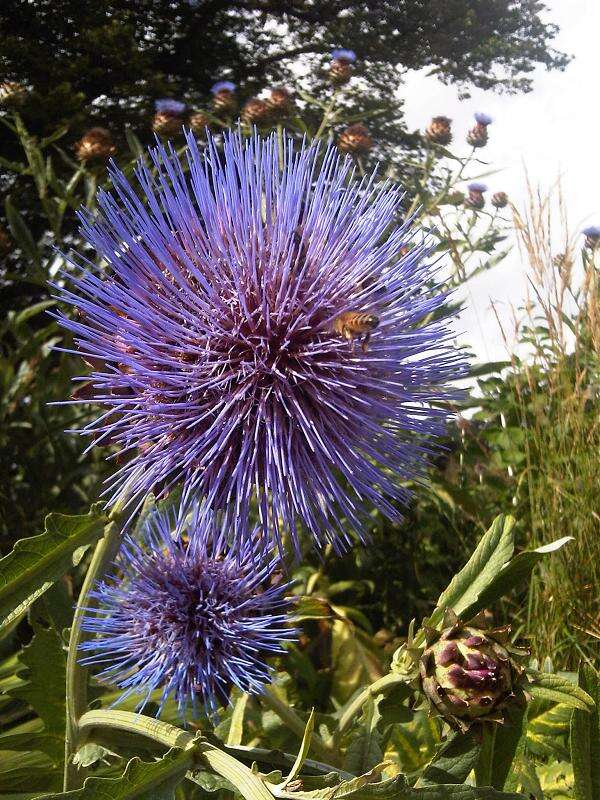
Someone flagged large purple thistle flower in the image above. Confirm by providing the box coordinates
[56,130,464,553]
[79,503,296,717]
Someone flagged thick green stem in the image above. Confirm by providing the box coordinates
[313,91,338,141]
[63,510,124,791]
[337,671,412,736]
[260,685,338,765]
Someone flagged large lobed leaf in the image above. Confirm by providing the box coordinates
[0,504,107,635]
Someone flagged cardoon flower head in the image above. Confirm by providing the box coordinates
[210,81,236,94]
[57,130,464,554]
[79,503,296,717]
[583,225,600,250]
[154,99,187,116]
[331,49,357,63]
[474,112,493,126]
[468,182,488,193]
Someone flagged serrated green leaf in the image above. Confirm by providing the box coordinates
[570,665,600,800]
[0,505,107,635]
[38,749,192,799]
[343,697,383,775]
[528,670,595,711]
[420,515,515,637]
[418,729,481,787]
[465,537,573,619]
[5,626,66,764]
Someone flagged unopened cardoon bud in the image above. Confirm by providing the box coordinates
[241,98,272,127]
[467,112,493,148]
[211,81,236,115]
[0,80,27,107]
[466,182,488,210]
[338,123,373,156]
[0,226,12,258]
[266,87,294,119]
[189,111,210,136]
[152,99,187,138]
[583,225,600,250]
[426,116,452,146]
[420,613,527,732]
[330,49,356,85]
[74,127,116,163]
[491,191,508,209]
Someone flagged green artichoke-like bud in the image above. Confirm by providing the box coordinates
[419,613,526,732]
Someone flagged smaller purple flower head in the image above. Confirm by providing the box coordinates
[474,112,493,126]
[155,99,187,115]
[582,225,600,238]
[211,80,236,94]
[79,503,296,717]
[332,49,357,63]
[468,182,488,193]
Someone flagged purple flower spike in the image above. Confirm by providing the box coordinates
[79,502,296,718]
[211,80,236,94]
[56,130,464,554]
[474,112,493,126]
[154,98,187,115]
[331,49,357,63]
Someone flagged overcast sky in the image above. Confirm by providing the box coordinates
[400,0,599,363]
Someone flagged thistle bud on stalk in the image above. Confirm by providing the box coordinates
[426,116,452,146]
[330,48,356,85]
[0,80,27,107]
[467,112,493,148]
[211,81,237,115]
[466,182,488,210]
[337,123,373,156]
[583,225,600,250]
[491,191,508,209]
[189,111,210,136]
[266,87,294,120]
[419,611,528,732]
[446,190,465,206]
[74,127,116,163]
[241,97,272,126]
[152,99,187,138]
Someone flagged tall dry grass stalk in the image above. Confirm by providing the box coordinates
[501,178,599,666]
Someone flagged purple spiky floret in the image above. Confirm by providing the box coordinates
[582,225,600,237]
[211,81,236,94]
[331,49,357,63]
[155,99,187,115]
[55,129,464,554]
[474,112,493,126]
[79,503,296,717]
[468,182,488,193]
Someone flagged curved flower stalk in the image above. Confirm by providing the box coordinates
[79,502,296,717]
[56,130,464,554]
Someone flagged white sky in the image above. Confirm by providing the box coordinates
[400,0,600,363]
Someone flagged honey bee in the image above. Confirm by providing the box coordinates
[332,310,380,352]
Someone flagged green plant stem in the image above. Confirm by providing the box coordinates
[63,508,124,791]
[313,91,338,141]
[260,685,338,764]
[337,671,411,735]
